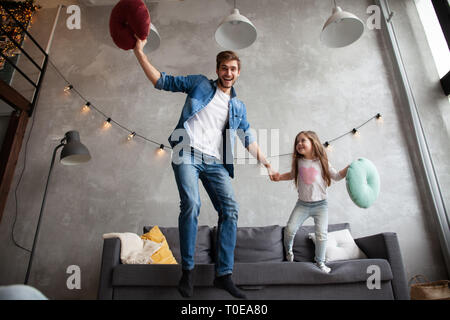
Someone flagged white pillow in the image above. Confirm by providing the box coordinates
[308,229,367,262]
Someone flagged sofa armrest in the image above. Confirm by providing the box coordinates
[355,233,409,300]
[97,238,121,300]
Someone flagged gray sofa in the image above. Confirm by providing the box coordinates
[97,223,409,300]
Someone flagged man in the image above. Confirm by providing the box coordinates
[134,36,277,299]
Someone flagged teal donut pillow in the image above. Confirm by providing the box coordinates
[346,158,380,208]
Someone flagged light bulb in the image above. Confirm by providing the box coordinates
[81,102,91,112]
[324,141,333,152]
[376,113,383,123]
[64,84,73,92]
[103,118,112,129]
[157,144,165,155]
[127,132,136,141]
[352,128,360,137]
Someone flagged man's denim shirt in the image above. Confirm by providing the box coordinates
[155,72,256,179]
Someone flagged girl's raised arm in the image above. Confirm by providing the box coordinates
[339,165,350,179]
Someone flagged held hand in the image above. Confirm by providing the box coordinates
[272,172,281,181]
[343,164,350,177]
[339,164,350,179]
[267,166,280,181]
[133,34,147,54]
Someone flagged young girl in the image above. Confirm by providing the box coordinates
[274,131,349,273]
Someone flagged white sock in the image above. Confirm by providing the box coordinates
[316,262,331,273]
[286,251,294,262]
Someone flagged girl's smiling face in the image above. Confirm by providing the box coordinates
[296,133,314,158]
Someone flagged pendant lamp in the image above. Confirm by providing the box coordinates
[215,1,257,50]
[320,0,364,48]
[146,23,161,52]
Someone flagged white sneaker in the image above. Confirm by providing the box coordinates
[316,262,331,273]
[286,251,294,262]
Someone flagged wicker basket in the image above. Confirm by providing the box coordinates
[409,275,450,300]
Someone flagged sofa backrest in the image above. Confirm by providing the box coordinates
[213,225,285,263]
[293,223,350,262]
[143,223,350,264]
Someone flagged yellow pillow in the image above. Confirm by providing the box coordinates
[141,226,177,264]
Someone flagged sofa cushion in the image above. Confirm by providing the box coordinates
[292,223,350,262]
[212,225,284,263]
[143,225,212,264]
[141,226,177,264]
[232,259,393,286]
[109,0,151,50]
[309,229,368,262]
[112,258,393,286]
[346,157,380,208]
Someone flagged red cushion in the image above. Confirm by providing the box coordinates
[109,0,151,50]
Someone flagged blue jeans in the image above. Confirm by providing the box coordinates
[283,199,328,264]
[171,147,238,277]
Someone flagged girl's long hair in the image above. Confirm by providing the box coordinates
[291,131,331,188]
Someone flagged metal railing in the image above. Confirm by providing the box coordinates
[0,3,48,116]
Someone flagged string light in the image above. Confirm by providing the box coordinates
[103,118,112,129]
[157,144,165,155]
[352,128,360,136]
[46,59,382,159]
[81,102,91,112]
[0,1,39,68]
[376,113,383,123]
[127,132,136,141]
[324,141,333,152]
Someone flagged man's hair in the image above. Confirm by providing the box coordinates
[216,51,241,70]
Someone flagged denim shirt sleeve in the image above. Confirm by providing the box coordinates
[236,102,257,149]
[154,72,204,94]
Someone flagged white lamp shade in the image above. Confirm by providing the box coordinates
[320,6,364,48]
[146,23,160,52]
[215,8,257,50]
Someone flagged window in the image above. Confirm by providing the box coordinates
[414,0,450,79]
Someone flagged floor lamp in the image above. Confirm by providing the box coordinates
[24,130,91,284]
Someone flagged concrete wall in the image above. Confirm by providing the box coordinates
[387,0,450,273]
[0,0,447,299]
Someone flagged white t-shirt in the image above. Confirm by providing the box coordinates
[185,88,230,160]
[297,158,344,202]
